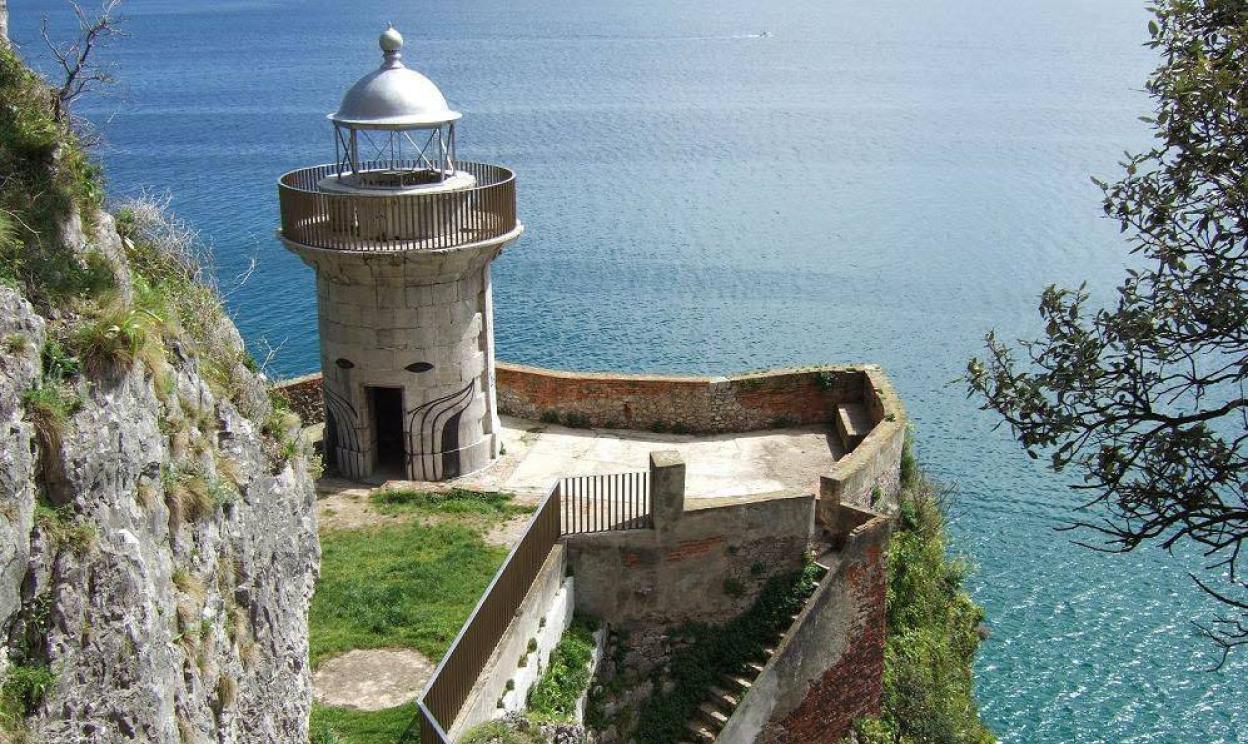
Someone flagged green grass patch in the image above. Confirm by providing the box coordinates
[854,442,995,744]
[527,616,599,721]
[310,520,508,666]
[309,490,532,741]
[371,488,534,519]
[631,562,823,744]
[309,702,415,744]
[0,662,55,737]
[460,719,547,744]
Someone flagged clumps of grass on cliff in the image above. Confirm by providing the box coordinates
[1,44,267,410]
[854,443,995,744]
[0,43,103,302]
[0,662,56,740]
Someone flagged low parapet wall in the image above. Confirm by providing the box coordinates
[821,370,906,516]
[495,363,866,434]
[717,506,891,744]
[275,362,907,519]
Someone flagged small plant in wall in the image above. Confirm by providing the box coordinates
[723,578,746,598]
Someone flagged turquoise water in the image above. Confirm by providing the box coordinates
[10,0,1246,741]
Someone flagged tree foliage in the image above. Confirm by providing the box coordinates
[967,0,1248,663]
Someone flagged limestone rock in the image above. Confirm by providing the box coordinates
[0,213,319,743]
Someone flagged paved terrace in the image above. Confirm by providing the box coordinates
[313,416,844,505]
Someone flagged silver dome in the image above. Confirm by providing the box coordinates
[329,27,461,130]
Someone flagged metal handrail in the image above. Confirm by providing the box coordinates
[398,471,655,743]
[560,471,652,534]
[277,161,518,253]
[400,482,562,743]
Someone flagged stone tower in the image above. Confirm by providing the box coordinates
[279,27,522,481]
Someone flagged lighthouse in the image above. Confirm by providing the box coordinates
[278,27,522,482]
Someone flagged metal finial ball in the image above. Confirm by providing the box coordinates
[379,26,404,53]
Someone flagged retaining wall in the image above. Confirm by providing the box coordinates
[449,545,571,740]
[565,485,815,629]
[276,362,908,523]
[717,507,891,744]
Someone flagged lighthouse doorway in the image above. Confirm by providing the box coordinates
[368,386,406,477]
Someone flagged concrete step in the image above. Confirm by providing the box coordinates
[721,673,753,692]
[709,685,741,708]
[697,701,730,728]
[685,720,717,743]
[835,402,873,451]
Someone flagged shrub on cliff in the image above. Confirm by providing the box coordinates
[856,449,995,744]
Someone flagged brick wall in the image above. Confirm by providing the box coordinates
[495,363,867,434]
[717,508,891,744]
[275,363,909,529]
[276,373,324,424]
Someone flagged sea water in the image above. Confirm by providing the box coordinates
[10,0,1246,740]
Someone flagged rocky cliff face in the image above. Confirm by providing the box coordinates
[0,206,319,742]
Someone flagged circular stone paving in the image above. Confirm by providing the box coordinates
[313,648,435,711]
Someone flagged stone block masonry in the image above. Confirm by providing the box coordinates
[564,453,815,629]
[284,241,507,482]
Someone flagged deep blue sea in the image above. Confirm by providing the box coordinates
[10,0,1247,741]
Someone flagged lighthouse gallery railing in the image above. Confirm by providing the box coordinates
[277,161,517,252]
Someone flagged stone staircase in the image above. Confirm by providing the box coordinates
[835,402,873,452]
[677,565,829,744]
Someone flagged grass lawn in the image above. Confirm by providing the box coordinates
[310,702,417,744]
[309,489,529,743]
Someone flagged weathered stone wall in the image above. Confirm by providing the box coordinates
[495,363,866,434]
[276,364,870,435]
[717,507,891,744]
[565,490,814,630]
[278,372,323,425]
[819,368,907,521]
[277,365,908,529]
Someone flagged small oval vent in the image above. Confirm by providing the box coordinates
[405,361,434,374]
[334,358,355,369]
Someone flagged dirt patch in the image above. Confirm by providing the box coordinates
[313,648,435,711]
[315,483,403,532]
[483,514,532,548]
